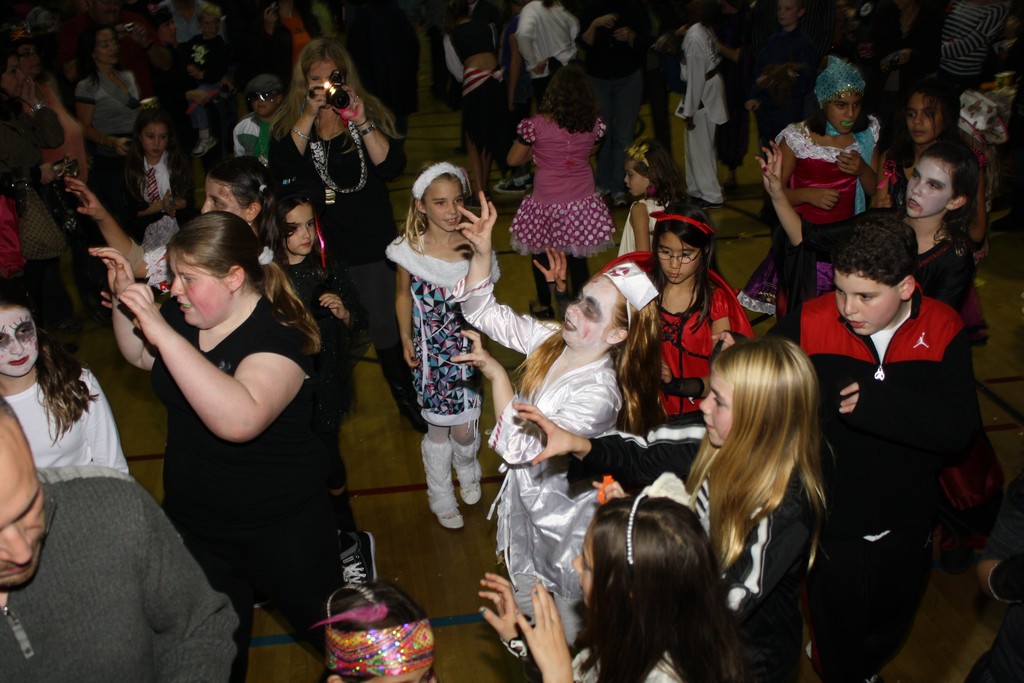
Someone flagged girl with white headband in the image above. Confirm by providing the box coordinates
[386,162,496,529]
[453,197,663,641]
[480,473,750,683]
[99,212,343,682]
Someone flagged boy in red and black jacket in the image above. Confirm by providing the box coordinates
[773,216,978,683]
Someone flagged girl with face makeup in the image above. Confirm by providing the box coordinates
[761,138,978,311]
[452,196,663,642]
[740,56,880,319]
[0,281,126,473]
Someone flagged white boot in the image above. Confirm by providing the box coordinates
[451,434,482,505]
[421,437,463,529]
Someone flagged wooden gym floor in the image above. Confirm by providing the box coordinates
[61,39,1024,683]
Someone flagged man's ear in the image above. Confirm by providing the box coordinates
[897,274,916,301]
[606,327,628,346]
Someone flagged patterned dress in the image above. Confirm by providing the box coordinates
[386,238,498,425]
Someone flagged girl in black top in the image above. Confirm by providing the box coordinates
[97,212,342,683]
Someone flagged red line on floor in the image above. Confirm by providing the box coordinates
[126,453,165,462]
[349,475,504,497]
[985,423,1020,432]
[984,376,1024,384]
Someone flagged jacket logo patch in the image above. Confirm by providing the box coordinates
[913,332,929,349]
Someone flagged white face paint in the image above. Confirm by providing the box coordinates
[0,308,39,381]
[562,278,624,352]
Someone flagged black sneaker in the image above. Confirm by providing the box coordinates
[340,531,376,584]
[693,197,724,209]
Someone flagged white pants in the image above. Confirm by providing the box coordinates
[684,108,724,203]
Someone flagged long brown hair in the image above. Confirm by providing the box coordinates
[124,108,193,204]
[272,37,398,142]
[539,64,600,134]
[0,283,94,443]
[167,212,320,353]
[579,496,749,683]
[687,337,826,570]
[516,279,663,434]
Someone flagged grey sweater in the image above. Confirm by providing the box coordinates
[0,467,237,682]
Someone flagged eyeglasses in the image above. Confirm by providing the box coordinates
[248,91,280,102]
[656,248,698,264]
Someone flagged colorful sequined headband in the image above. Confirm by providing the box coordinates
[312,606,435,677]
[813,55,864,106]
[650,211,716,236]
[626,141,650,166]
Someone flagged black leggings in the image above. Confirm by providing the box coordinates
[173,496,342,683]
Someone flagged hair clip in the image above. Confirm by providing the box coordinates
[625,493,648,567]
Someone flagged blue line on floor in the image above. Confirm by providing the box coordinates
[249,611,485,648]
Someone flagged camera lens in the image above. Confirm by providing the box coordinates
[325,84,349,109]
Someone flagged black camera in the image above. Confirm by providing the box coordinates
[309,69,350,109]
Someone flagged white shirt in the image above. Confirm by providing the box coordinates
[516,0,579,78]
[7,369,128,473]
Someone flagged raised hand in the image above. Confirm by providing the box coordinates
[478,572,520,643]
[533,248,568,293]
[116,282,170,346]
[515,582,573,683]
[65,177,110,223]
[452,330,506,382]
[512,402,592,464]
[757,141,784,197]
[90,246,135,297]
[457,193,498,256]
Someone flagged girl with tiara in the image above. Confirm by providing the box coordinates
[514,336,827,682]
[740,56,879,318]
[386,163,493,529]
[314,583,436,683]
[452,197,663,641]
[480,473,749,683]
[618,139,687,255]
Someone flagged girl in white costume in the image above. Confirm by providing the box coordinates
[453,197,662,640]
[386,163,497,529]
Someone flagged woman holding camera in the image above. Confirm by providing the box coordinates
[269,38,426,432]
[0,45,74,330]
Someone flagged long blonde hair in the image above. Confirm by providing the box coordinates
[687,337,826,571]
[272,37,399,142]
[516,282,664,435]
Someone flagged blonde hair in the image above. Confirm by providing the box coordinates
[517,283,664,435]
[198,3,222,19]
[401,166,468,254]
[272,37,398,142]
[687,337,826,571]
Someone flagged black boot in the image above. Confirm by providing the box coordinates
[377,343,429,433]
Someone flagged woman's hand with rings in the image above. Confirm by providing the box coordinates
[478,573,520,643]
[336,86,364,123]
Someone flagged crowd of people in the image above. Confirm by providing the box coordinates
[0,0,1021,681]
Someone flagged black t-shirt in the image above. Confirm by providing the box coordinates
[153,297,328,533]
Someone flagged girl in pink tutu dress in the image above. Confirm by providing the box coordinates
[507,64,615,318]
